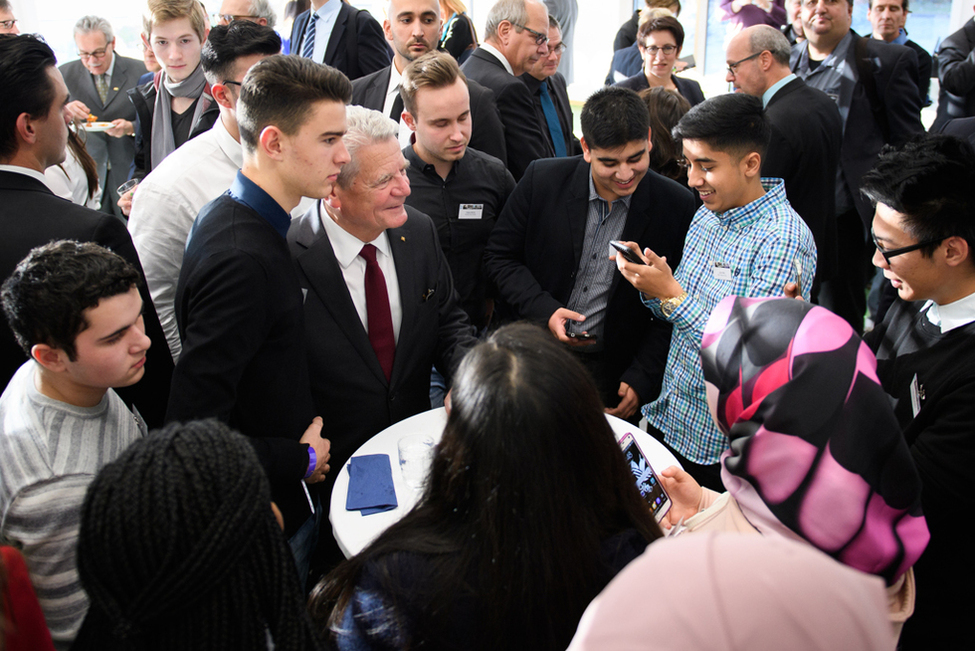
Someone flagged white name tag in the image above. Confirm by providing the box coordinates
[458,204,483,220]
[910,373,924,417]
[712,261,733,280]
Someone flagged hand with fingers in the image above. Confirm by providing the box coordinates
[547,307,596,347]
[611,240,684,300]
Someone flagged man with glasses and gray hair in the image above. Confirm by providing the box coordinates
[461,0,550,179]
[726,24,840,296]
[215,0,277,27]
[60,15,148,216]
[0,0,18,34]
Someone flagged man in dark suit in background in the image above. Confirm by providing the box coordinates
[791,0,922,333]
[60,16,147,216]
[288,105,476,547]
[484,86,694,420]
[521,15,579,157]
[461,0,551,179]
[727,25,841,295]
[867,0,931,106]
[290,0,391,80]
[932,8,975,130]
[351,0,506,164]
[0,34,172,427]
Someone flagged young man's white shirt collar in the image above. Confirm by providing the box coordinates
[923,290,975,333]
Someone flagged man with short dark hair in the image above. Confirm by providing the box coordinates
[485,86,695,421]
[128,21,281,361]
[168,55,340,579]
[867,0,931,105]
[350,0,505,163]
[290,0,391,80]
[791,0,922,334]
[726,24,840,293]
[616,93,816,489]
[216,0,277,26]
[60,16,148,216]
[401,51,515,330]
[0,240,149,648]
[861,135,975,649]
[522,15,579,157]
[461,0,551,179]
[0,33,173,428]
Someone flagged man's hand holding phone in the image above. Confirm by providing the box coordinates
[548,307,596,347]
[300,416,331,484]
[612,240,683,301]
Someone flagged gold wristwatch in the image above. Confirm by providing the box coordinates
[660,291,688,317]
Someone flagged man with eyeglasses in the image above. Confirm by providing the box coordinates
[461,0,550,179]
[60,16,148,217]
[0,0,18,34]
[349,0,505,164]
[726,25,840,297]
[790,0,922,335]
[522,15,579,158]
[858,134,975,650]
[215,0,277,27]
[128,21,282,362]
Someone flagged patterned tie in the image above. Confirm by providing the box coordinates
[359,245,395,381]
[539,82,567,157]
[301,12,317,59]
[94,73,109,105]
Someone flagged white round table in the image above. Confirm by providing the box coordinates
[329,408,682,558]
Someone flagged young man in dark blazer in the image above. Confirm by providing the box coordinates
[727,25,841,295]
[0,34,172,429]
[351,0,506,164]
[484,86,695,420]
[290,0,391,80]
[60,16,147,216]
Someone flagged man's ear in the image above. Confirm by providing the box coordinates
[31,343,67,373]
[403,110,417,132]
[742,150,762,177]
[382,18,394,44]
[580,135,591,162]
[15,113,37,146]
[210,82,233,110]
[259,125,285,160]
[646,126,653,155]
[943,235,971,268]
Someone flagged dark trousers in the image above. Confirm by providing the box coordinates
[571,348,640,426]
[817,209,874,336]
[645,421,725,492]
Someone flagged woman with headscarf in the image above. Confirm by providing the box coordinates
[659,296,929,637]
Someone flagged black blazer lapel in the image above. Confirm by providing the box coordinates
[323,2,351,65]
[388,219,415,384]
[566,160,593,271]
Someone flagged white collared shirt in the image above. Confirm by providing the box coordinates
[0,164,50,187]
[318,200,403,343]
[479,42,514,75]
[303,0,342,63]
[128,118,245,361]
[383,65,413,149]
[923,290,975,333]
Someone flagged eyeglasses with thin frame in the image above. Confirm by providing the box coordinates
[511,22,549,46]
[0,19,16,29]
[213,13,260,23]
[79,47,111,60]
[546,42,567,56]
[727,51,763,75]
[645,44,678,57]
[871,231,944,264]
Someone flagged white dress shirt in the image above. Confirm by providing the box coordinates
[302,0,342,63]
[382,65,413,149]
[924,290,975,333]
[318,200,403,343]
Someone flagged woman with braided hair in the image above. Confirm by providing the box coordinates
[72,420,321,651]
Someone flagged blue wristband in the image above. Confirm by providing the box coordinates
[304,446,317,479]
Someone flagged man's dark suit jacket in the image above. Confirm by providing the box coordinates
[793,34,923,228]
[939,115,975,146]
[483,156,695,404]
[288,204,476,472]
[762,77,842,282]
[0,171,173,428]
[933,17,975,131]
[289,2,392,80]
[59,54,147,215]
[168,194,316,537]
[521,71,581,157]
[903,38,932,107]
[461,47,549,180]
[351,66,507,164]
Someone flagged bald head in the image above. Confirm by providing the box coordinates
[725,25,792,97]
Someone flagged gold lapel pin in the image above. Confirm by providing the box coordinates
[400,236,406,242]
[113,87,119,91]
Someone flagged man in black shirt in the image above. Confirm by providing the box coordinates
[401,52,516,331]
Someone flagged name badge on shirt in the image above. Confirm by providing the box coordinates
[458,204,483,220]
[712,261,733,281]
[910,373,925,417]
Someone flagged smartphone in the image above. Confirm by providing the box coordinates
[793,259,803,297]
[566,330,597,341]
[609,240,644,265]
[619,432,672,523]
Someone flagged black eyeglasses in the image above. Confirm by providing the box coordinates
[871,231,944,264]
[213,13,260,23]
[645,44,678,56]
[0,19,17,30]
[511,22,548,46]
[546,42,567,55]
[726,51,763,75]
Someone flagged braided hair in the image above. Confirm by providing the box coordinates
[73,419,322,651]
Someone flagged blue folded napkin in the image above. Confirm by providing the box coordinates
[346,454,398,515]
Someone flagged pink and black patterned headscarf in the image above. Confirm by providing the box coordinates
[700,297,929,584]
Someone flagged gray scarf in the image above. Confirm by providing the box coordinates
[150,63,207,170]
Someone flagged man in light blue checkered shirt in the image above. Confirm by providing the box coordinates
[615,93,816,490]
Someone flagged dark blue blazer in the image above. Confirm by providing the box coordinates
[289,2,392,80]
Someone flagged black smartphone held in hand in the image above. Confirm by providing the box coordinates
[566,330,597,341]
[610,240,644,265]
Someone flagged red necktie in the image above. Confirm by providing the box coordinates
[359,244,395,381]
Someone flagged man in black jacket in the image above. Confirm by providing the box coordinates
[932,9,975,130]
